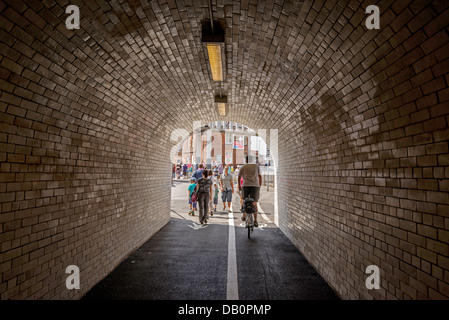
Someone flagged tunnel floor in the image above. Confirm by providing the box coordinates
[82,180,339,300]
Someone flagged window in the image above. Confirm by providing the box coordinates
[225,132,233,144]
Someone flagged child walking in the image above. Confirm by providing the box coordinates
[188,177,197,215]
[213,182,219,213]
[208,170,217,216]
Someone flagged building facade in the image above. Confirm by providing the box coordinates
[174,121,265,168]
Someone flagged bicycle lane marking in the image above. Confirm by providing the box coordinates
[226,209,239,300]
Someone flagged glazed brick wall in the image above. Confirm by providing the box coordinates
[0,0,448,300]
[0,0,171,299]
[275,0,449,299]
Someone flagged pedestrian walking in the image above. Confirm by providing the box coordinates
[188,177,197,215]
[220,164,234,212]
[192,163,204,182]
[196,170,212,224]
[188,164,192,178]
[239,176,244,212]
[182,164,187,179]
[209,170,217,216]
[212,182,219,213]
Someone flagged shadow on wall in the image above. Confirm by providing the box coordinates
[282,10,449,298]
[277,49,410,299]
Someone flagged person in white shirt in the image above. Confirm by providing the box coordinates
[220,165,234,212]
[238,156,262,227]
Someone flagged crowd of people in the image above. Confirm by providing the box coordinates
[183,157,261,227]
[172,163,240,181]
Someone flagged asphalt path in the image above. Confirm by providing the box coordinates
[83,180,339,300]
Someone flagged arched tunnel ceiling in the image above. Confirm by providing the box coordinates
[50,0,378,135]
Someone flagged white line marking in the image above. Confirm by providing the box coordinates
[226,210,239,300]
[257,203,271,223]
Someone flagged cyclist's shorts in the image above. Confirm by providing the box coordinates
[242,186,260,202]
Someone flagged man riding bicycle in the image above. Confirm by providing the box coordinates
[238,155,262,227]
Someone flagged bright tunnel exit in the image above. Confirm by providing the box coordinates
[169,121,279,226]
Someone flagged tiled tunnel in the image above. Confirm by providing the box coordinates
[0,0,448,300]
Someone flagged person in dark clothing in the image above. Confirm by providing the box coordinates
[192,163,204,182]
[196,169,212,224]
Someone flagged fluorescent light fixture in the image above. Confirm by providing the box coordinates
[206,43,223,82]
[218,102,226,116]
[215,95,227,117]
[202,21,225,82]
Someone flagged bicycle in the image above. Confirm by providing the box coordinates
[243,195,256,239]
